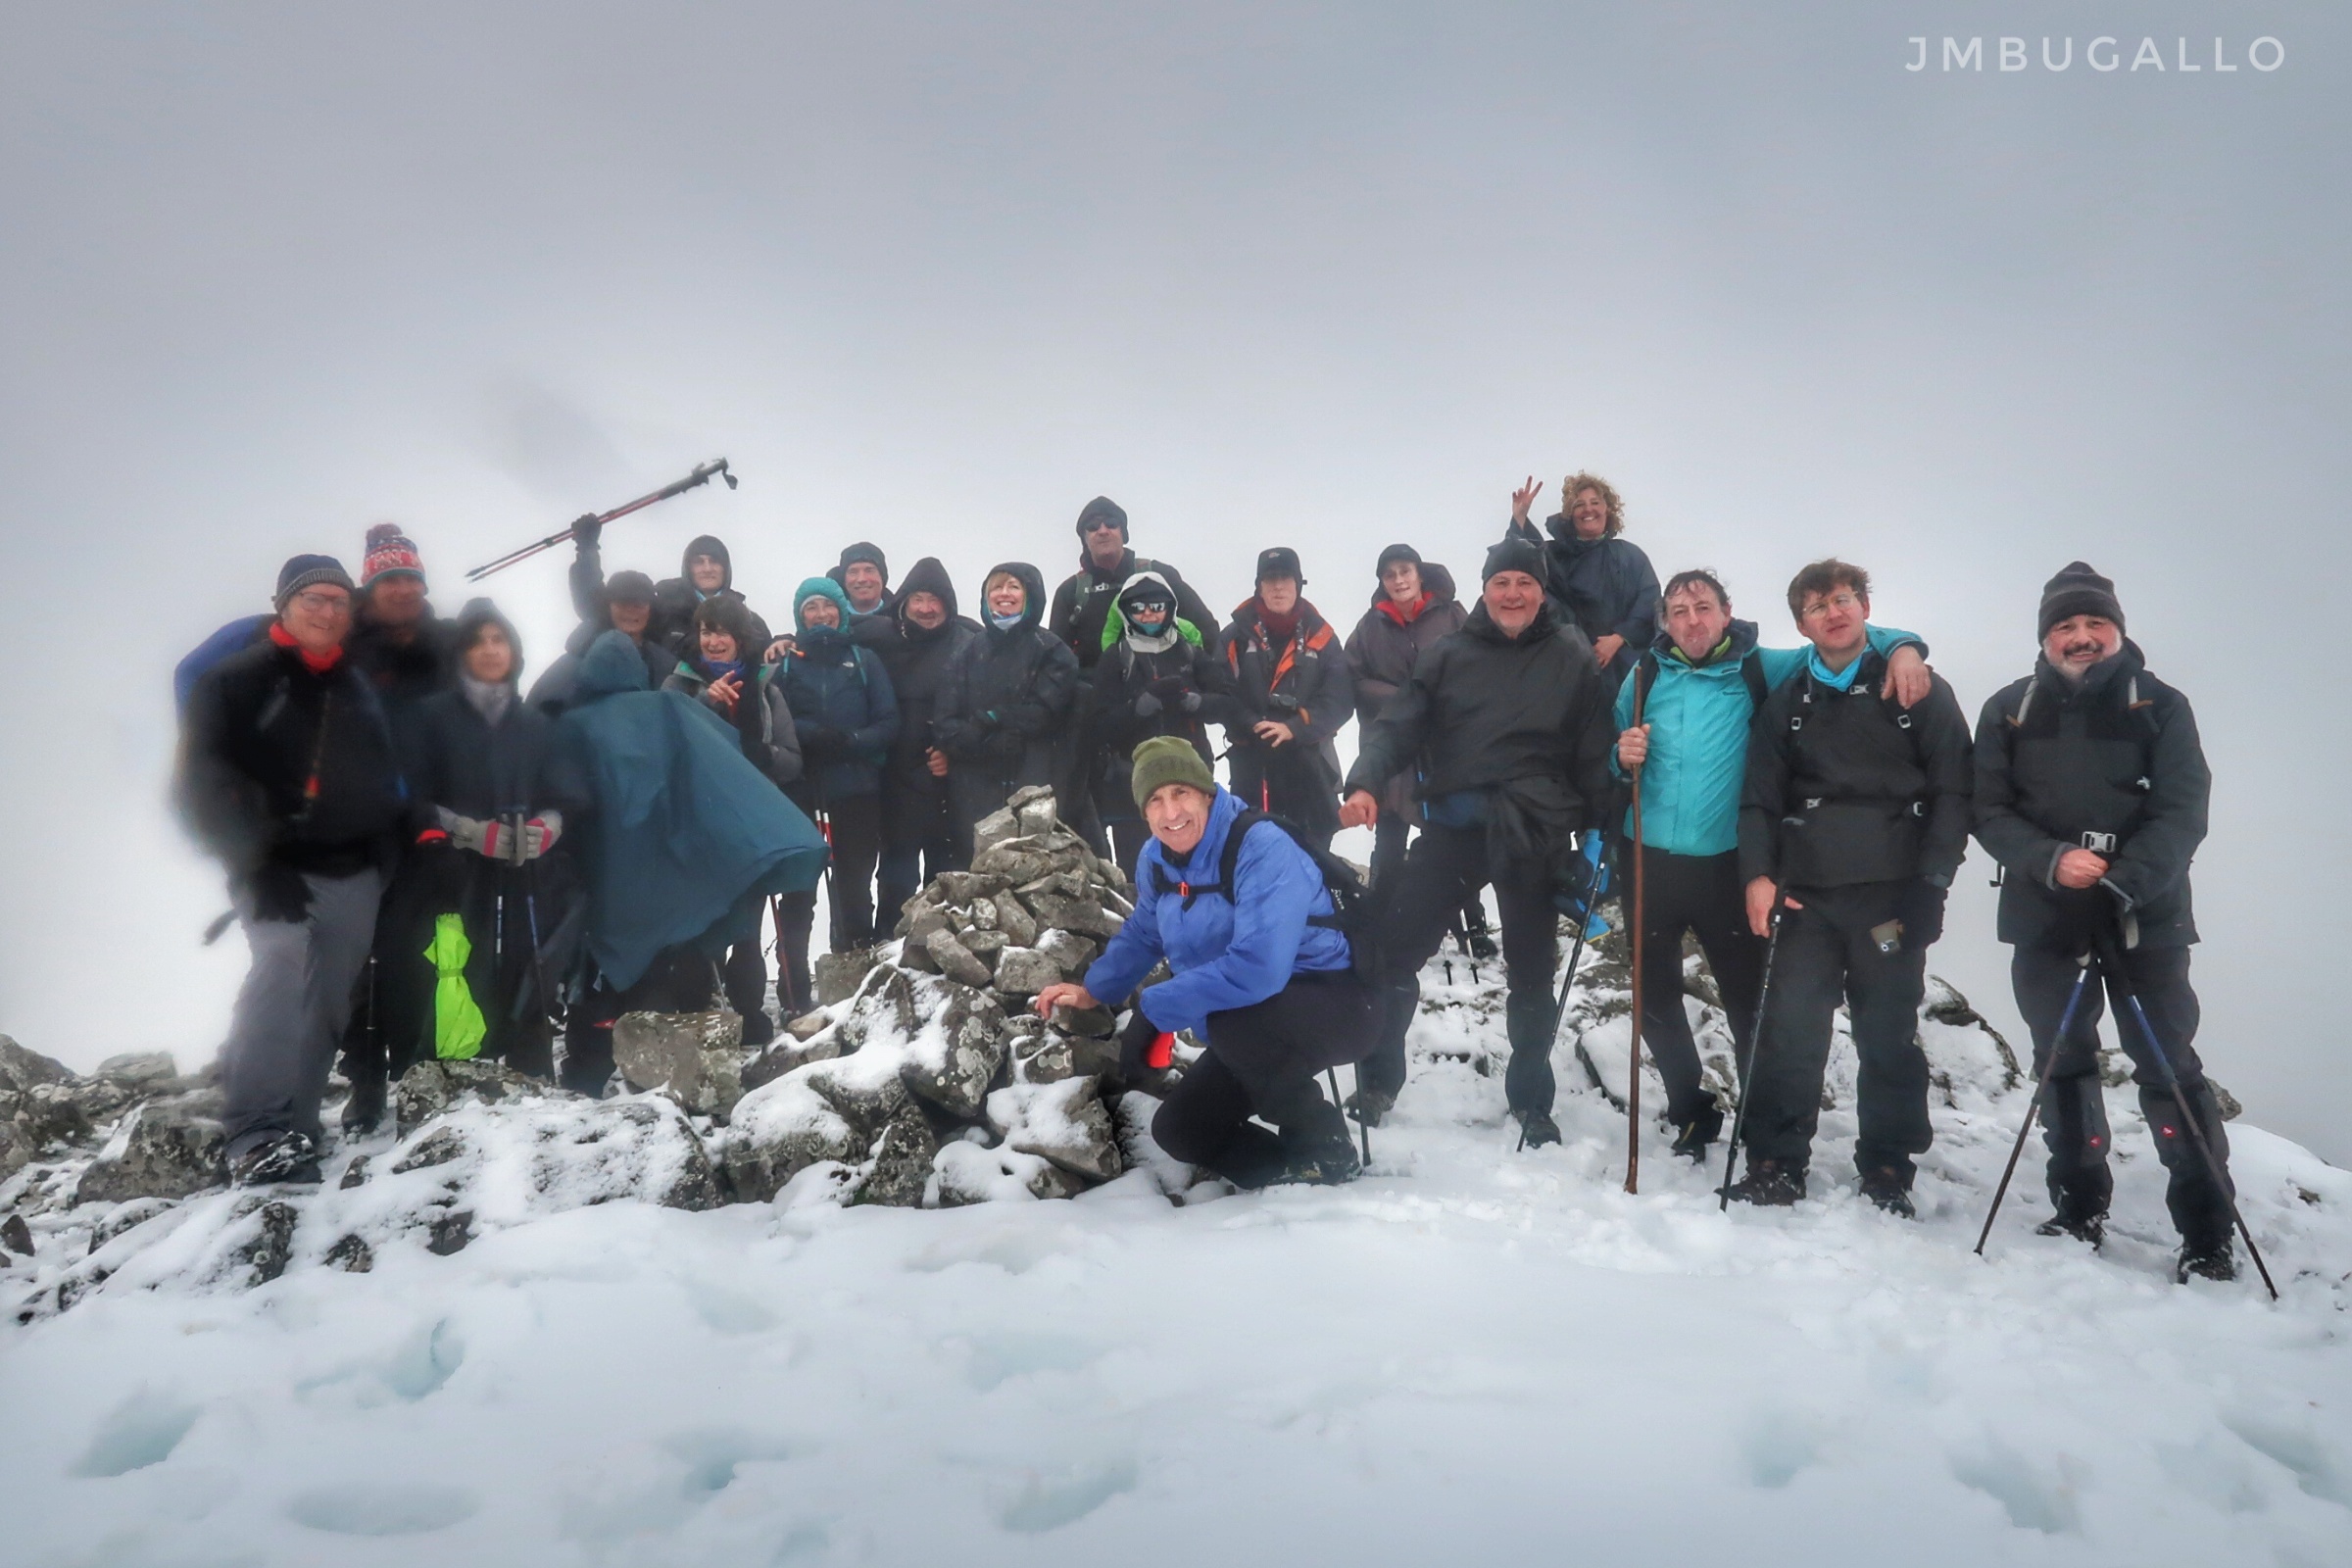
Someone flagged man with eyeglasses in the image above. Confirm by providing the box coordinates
[1612,567,1932,1163]
[1726,560,1973,1215]
[176,557,420,1186]
[1050,496,1219,847]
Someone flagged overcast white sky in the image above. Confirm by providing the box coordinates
[4,3,2346,1156]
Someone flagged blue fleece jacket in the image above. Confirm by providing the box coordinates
[1611,620,1922,857]
[1081,787,1351,1035]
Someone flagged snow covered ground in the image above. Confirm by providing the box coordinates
[5,958,2350,1568]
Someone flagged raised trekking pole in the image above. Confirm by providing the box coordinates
[465,457,737,582]
[2095,930,2279,1300]
[1719,903,1786,1213]
[1624,679,1648,1195]
[1973,955,2094,1256]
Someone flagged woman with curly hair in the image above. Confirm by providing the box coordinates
[1502,469,1660,693]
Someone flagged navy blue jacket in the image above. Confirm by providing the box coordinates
[776,628,899,807]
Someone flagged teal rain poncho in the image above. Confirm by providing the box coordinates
[557,631,828,990]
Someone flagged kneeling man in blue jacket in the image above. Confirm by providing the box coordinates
[1036,736,1369,1187]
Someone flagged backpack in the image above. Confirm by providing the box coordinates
[173,613,273,713]
[1631,646,1767,717]
[1151,808,1382,982]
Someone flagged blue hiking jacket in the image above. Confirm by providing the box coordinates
[1082,786,1351,1036]
[777,626,900,806]
[1611,620,1923,857]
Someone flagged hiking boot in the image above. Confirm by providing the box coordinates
[738,1007,777,1048]
[231,1131,321,1188]
[1859,1164,1916,1219]
[2034,1189,2108,1249]
[1723,1157,1805,1206]
[1345,1087,1395,1129]
[1465,931,1499,960]
[338,1073,386,1136]
[1669,1104,1725,1162]
[2177,1235,2238,1284]
[1278,1102,1363,1186]
[1515,1107,1563,1149]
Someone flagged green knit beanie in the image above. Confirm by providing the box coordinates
[1129,736,1216,812]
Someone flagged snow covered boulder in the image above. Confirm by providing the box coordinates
[721,1078,861,1202]
[855,1107,938,1208]
[813,948,881,1006]
[987,1078,1123,1184]
[612,1009,751,1119]
[71,1096,227,1205]
[899,986,1009,1118]
[392,1057,559,1136]
[933,1139,1083,1204]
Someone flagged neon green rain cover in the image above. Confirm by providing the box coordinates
[425,912,487,1061]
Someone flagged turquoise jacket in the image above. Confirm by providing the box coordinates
[1611,619,1923,857]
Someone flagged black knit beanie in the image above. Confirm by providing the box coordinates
[1482,536,1547,583]
[2037,562,2125,640]
[1076,496,1129,539]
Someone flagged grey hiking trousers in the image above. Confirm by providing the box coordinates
[220,867,383,1158]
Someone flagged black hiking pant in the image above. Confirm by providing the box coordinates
[878,779,961,935]
[778,793,885,1012]
[336,851,433,1095]
[2012,943,2232,1243]
[1371,814,1490,939]
[1361,822,1561,1116]
[1227,747,1339,854]
[1633,847,1766,1130]
[1152,971,1374,1187]
[1740,880,1933,1182]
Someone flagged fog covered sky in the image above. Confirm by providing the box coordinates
[3,3,2346,1156]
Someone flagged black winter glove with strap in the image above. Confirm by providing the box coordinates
[1901,877,1949,949]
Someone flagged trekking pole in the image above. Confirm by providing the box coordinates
[2094,930,2279,1300]
[465,457,737,582]
[1329,1066,1370,1167]
[1719,903,1786,1212]
[1625,680,1648,1195]
[1973,955,2093,1256]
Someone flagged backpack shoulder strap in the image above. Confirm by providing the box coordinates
[1214,808,1273,898]
[1739,651,1768,710]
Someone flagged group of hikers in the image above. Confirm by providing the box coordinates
[173,470,2245,1285]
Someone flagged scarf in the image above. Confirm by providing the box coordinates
[459,673,514,725]
[989,610,1028,631]
[269,620,343,673]
[1253,602,1302,646]
[1376,595,1427,627]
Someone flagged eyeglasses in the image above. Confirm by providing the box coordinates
[1798,592,1862,622]
[291,591,352,614]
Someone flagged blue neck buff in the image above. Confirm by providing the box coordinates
[989,610,1027,631]
[1806,646,1865,691]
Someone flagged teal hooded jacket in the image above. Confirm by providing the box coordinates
[557,631,829,989]
[1611,619,1923,858]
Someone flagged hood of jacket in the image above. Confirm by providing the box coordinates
[577,628,655,701]
[452,596,525,685]
[680,534,733,594]
[894,556,961,637]
[983,562,1049,635]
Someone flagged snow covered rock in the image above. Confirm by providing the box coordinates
[612,1009,751,1118]
[925,927,996,988]
[72,1096,227,1205]
[899,987,1008,1118]
[856,1107,938,1208]
[987,1078,1123,1183]
[933,1139,1083,1203]
[992,945,1060,998]
[393,1058,554,1136]
[721,1078,860,1202]
[94,1052,178,1087]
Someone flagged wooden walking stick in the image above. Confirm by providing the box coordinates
[1625,674,1649,1195]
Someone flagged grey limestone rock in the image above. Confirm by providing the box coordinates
[73,1097,226,1205]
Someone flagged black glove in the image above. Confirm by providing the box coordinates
[1134,691,1164,718]
[1148,676,1191,704]
[1180,690,1202,713]
[572,512,603,547]
[245,863,313,924]
[1118,1008,1174,1079]
[1902,878,1949,948]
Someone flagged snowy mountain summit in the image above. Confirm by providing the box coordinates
[4,830,2349,1563]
